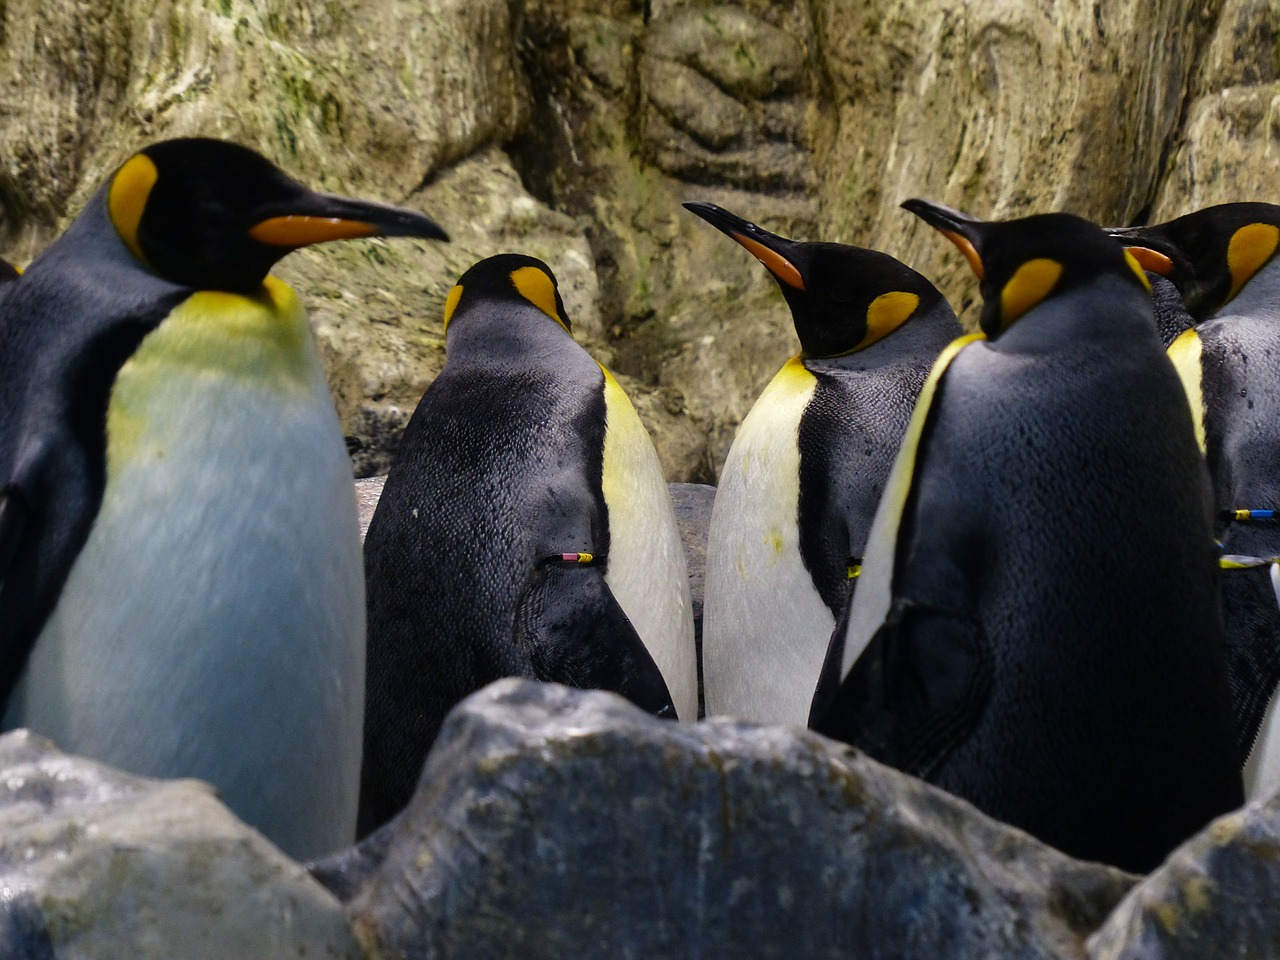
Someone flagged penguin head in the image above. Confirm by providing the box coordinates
[903,199,1150,338]
[1105,203,1280,319]
[105,137,449,293]
[442,254,572,334]
[683,201,945,359]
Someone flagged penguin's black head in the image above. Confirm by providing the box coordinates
[903,199,1150,338]
[106,137,448,293]
[683,201,945,359]
[1105,203,1280,320]
[442,254,572,334]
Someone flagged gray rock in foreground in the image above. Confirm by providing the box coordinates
[1088,791,1280,958]
[0,730,360,960]
[338,680,1137,959]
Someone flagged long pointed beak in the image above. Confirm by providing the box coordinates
[902,198,986,280]
[250,192,449,248]
[1101,225,1175,276]
[683,200,806,291]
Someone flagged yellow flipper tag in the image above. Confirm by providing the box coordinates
[511,265,570,331]
[442,283,464,331]
[862,291,920,350]
[107,153,159,264]
[999,258,1062,329]
[1227,223,1280,303]
[1166,328,1206,455]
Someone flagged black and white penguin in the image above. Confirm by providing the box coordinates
[811,200,1243,872]
[1112,203,1280,799]
[0,137,448,860]
[684,201,960,726]
[359,254,696,836]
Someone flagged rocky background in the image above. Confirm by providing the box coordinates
[0,0,1275,480]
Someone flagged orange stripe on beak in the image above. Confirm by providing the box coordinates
[1125,246,1174,276]
[249,216,380,247]
[941,230,984,280]
[734,233,806,290]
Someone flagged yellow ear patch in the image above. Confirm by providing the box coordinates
[1000,258,1062,327]
[863,291,920,348]
[1123,250,1153,292]
[442,283,464,331]
[511,265,569,330]
[107,153,159,265]
[1227,222,1280,303]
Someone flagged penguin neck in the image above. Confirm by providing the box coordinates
[445,308,581,369]
[802,304,959,372]
[990,275,1156,355]
[1215,256,1280,322]
[25,190,185,303]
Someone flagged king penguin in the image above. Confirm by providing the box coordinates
[359,254,696,836]
[810,200,1243,872]
[684,201,960,726]
[0,137,448,860]
[1111,203,1280,800]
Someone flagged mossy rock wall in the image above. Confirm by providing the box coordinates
[1,0,1272,480]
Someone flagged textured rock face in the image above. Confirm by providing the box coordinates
[1088,792,1280,958]
[0,0,1272,479]
[0,730,360,960]
[338,680,1138,960]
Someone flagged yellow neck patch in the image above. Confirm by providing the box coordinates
[511,266,569,331]
[1123,250,1153,292]
[107,153,159,265]
[862,291,920,349]
[1000,258,1063,328]
[1167,328,1207,455]
[1227,222,1280,303]
[442,283,464,331]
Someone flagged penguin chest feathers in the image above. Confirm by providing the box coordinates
[8,277,365,856]
[703,356,837,725]
[597,366,697,722]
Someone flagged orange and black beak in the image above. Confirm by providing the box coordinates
[901,198,987,281]
[249,192,449,249]
[683,201,807,292]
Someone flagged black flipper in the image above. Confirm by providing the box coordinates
[514,557,676,719]
[1221,565,1280,763]
[810,598,991,779]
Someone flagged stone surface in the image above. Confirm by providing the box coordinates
[1087,792,1280,958]
[3,0,1275,481]
[0,729,360,960]
[339,679,1137,960]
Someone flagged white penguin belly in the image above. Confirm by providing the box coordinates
[1245,668,1280,801]
[3,281,365,860]
[599,367,698,721]
[702,357,835,726]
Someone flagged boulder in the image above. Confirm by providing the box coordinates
[0,730,360,960]
[1088,792,1280,958]
[334,679,1138,960]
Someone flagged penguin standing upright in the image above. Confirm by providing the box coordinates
[684,202,960,726]
[810,201,1243,872]
[1111,203,1280,799]
[359,254,696,836]
[0,137,448,860]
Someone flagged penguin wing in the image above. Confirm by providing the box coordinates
[512,557,676,719]
[810,334,993,771]
[0,486,27,589]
